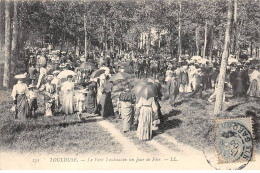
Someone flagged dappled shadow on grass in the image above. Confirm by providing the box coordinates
[225,103,243,112]
[162,119,182,131]
[163,109,181,120]
[153,118,182,137]
[174,99,191,106]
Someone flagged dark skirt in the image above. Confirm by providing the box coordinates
[16,94,31,120]
[30,98,38,111]
[86,92,96,114]
[100,92,114,117]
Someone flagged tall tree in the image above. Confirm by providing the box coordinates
[195,24,200,55]
[202,20,207,58]
[214,0,233,115]
[0,1,5,50]
[11,0,19,75]
[178,0,182,59]
[3,0,11,88]
[232,0,237,56]
[84,3,88,59]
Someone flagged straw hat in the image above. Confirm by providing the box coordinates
[15,73,27,79]
[28,84,36,89]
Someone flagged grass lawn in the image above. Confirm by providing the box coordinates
[0,89,123,154]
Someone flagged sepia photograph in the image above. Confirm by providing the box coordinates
[0,0,259,170]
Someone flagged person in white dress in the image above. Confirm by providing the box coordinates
[11,73,31,120]
[39,75,55,117]
[60,75,75,115]
[36,66,47,89]
[135,97,158,140]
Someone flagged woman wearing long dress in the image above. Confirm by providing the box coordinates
[11,73,31,120]
[39,75,55,117]
[135,97,158,140]
[100,75,114,117]
[247,67,260,97]
[86,85,97,114]
[36,66,47,89]
[61,75,74,115]
[119,83,136,132]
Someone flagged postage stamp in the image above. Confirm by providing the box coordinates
[215,117,255,164]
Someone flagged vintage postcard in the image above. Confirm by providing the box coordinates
[0,0,260,170]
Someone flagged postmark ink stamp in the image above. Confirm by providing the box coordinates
[215,117,254,164]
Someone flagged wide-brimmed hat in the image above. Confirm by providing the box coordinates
[15,73,27,79]
[28,84,36,89]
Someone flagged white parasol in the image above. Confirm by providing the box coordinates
[57,70,77,79]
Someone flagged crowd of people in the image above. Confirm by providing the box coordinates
[10,46,260,141]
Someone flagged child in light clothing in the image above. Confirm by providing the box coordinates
[75,89,87,121]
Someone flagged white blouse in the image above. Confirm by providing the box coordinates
[11,82,29,100]
[136,97,158,112]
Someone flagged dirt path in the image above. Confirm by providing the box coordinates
[93,117,213,169]
[97,120,146,156]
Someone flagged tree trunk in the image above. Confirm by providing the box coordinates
[202,20,208,59]
[148,28,151,55]
[195,24,200,56]
[3,0,11,88]
[232,0,237,55]
[158,30,161,50]
[209,28,214,63]
[66,37,69,53]
[103,15,107,53]
[11,0,18,75]
[84,3,88,59]
[178,1,182,60]
[214,0,233,115]
[250,41,253,57]
[0,1,5,50]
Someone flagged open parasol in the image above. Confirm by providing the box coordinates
[109,72,131,82]
[133,80,147,95]
[90,69,106,79]
[57,70,76,79]
[191,56,202,61]
[99,66,110,73]
[137,84,157,100]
